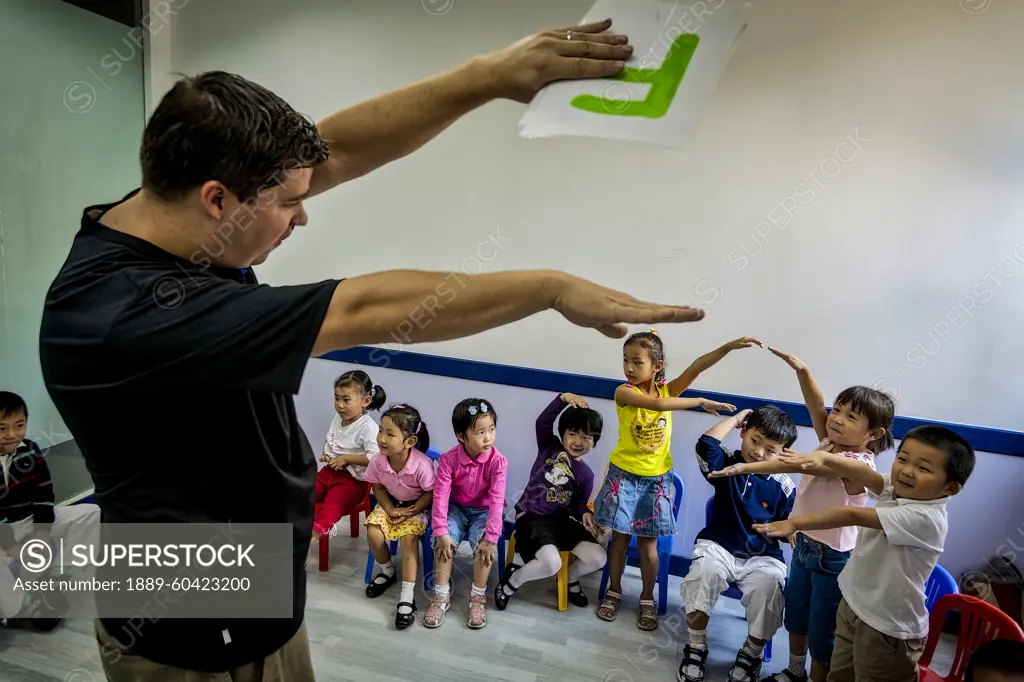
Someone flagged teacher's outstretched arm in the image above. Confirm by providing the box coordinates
[307,18,632,195]
[313,269,702,355]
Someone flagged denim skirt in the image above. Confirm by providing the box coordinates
[593,463,677,537]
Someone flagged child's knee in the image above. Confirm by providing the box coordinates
[399,534,418,550]
[536,547,563,575]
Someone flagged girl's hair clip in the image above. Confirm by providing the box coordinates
[370,386,376,397]
[467,402,489,416]
[649,328,658,335]
[416,422,423,434]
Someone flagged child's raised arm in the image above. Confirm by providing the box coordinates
[614,385,736,416]
[666,337,764,398]
[695,410,752,479]
[536,393,587,452]
[768,346,828,441]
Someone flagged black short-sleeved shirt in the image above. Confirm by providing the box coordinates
[39,190,340,672]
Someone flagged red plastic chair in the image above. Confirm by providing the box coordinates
[918,594,1024,682]
[318,486,371,572]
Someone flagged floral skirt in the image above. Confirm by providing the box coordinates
[364,505,428,542]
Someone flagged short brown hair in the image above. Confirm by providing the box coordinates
[141,71,328,203]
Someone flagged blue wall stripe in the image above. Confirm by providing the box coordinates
[320,346,1023,458]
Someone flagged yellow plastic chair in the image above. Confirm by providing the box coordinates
[506,502,594,612]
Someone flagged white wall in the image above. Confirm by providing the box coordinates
[170,0,1024,433]
[297,358,1024,581]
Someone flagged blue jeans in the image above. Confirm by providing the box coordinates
[784,532,852,666]
[437,502,490,551]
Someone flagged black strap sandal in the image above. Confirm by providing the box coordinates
[395,600,417,630]
[365,571,397,598]
[566,581,589,607]
[493,563,521,611]
[676,643,709,682]
[760,671,807,682]
[727,649,763,682]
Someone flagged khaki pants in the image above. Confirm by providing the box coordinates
[827,599,925,682]
[95,619,316,681]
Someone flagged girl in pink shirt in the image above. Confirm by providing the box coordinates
[424,398,507,631]
[719,348,895,682]
[363,404,435,630]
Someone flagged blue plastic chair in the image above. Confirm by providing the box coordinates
[364,446,443,590]
[925,563,957,612]
[704,497,774,663]
[597,470,685,616]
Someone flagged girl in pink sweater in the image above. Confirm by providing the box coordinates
[424,398,507,630]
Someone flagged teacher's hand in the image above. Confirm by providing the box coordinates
[477,18,634,103]
[552,273,705,339]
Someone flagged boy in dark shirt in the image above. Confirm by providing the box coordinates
[494,392,607,610]
[0,392,100,628]
[678,405,798,682]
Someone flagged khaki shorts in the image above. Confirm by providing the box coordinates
[94,618,316,681]
[827,598,925,682]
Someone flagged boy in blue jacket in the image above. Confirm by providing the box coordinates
[678,406,798,682]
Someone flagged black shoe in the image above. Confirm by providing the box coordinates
[760,671,808,682]
[395,600,417,630]
[566,581,589,607]
[677,644,708,682]
[727,649,764,682]
[493,563,521,611]
[365,571,397,598]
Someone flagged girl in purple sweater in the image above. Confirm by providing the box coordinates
[494,392,608,610]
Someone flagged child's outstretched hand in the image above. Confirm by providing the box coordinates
[753,519,797,538]
[768,346,807,372]
[726,336,764,350]
[707,462,749,479]
[700,399,737,416]
[475,540,496,569]
[560,393,589,408]
[435,535,456,562]
[779,449,831,475]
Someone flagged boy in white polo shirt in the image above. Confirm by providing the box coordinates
[752,424,975,682]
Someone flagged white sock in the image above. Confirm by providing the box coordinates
[568,581,582,593]
[470,584,487,597]
[398,581,415,615]
[789,653,807,677]
[681,627,708,678]
[434,583,450,599]
[371,560,394,584]
[742,638,765,659]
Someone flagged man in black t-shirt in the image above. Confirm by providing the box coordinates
[39,19,705,680]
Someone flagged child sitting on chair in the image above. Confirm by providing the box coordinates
[425,398,507,630]
[363,404,434,630]
[679,405,798,682]
[494,392,607,611]
[752,425,976,682]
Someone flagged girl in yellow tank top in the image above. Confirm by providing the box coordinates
[593,330,762,631]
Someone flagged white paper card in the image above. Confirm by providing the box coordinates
[518,0,748,149]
